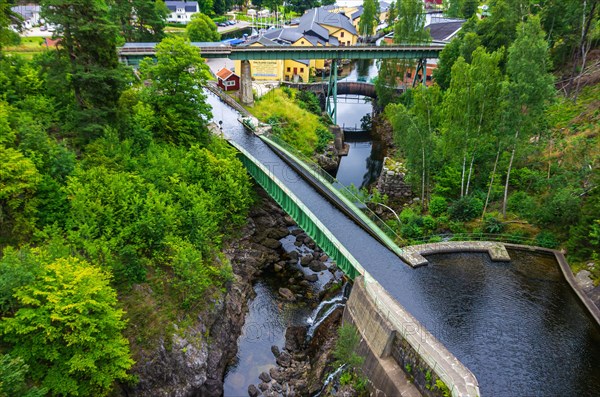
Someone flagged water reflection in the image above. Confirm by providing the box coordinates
[409,250,600,397]
[333,132,383,189]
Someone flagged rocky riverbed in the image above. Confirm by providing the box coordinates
[123,188,347,396]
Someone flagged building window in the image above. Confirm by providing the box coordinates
[225,80,236,86]
[301,41,305,44]
[300,68,304,73]
[341,32,344,38]
[341,42,345,46]
[287,67,291,72]
[347,41,350,46]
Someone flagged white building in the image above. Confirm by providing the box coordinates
[165,1,199,24]
[11,4,41,30]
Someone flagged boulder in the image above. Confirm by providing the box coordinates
[278,288,296,301]
[285,325,308,353]
[276,351,292,367]
[259,371,271,383]
[248,384,260,397]
[300,254,313,266]
[262,238,282,250]
[309,260,327,272]
[304,274,318,282]
[271,345,280,358]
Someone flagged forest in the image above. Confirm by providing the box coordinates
[1,2,254,395]
[0,0,599,395]
[372,0,600,275]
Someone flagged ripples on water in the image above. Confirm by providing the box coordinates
[410,250,600,397]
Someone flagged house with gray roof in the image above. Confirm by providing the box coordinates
[165,1,199,24]
[11,4,41,29]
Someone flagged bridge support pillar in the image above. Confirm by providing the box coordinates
[240,60,254,106]
[326,59,338,124]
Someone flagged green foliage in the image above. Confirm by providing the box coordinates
[507,191,537,220]
[315,125,334,153]
[253,88,326,155]
[0,145,41,244]
[42,0,128,140]
[535,231,559,249]
[110,0,169,42]
[535,187,582,227]
[333,324,364,370]
[0,354,46,397]
[448,196,483,221]
[435,378,451,397]
[186,13,220,42]
[295,90,321,115]
[483,215,505,234]
[1,255,134,396]
[359,0,378,38]
[429,196,448,217]
[140,36,212,146]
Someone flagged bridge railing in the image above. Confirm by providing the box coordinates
[407,232,542,247]
[263,134,403,247]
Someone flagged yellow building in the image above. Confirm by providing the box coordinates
[234,6,358,82]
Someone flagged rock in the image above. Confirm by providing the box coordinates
[575,270,594,292]
[259,371,272,383]
[284,215,296,225]
[274,263,283,272]
[276,351,292,367]
[309,260,327,272]
[319,254,329,262]
[258,382,269,392]
[285,325,308,353]
[271,345,280,358]
[285,250,299,261]
[294,240,302,247]
[269,367,283,382]
[300,254,313,266]
[291,228,303,236]
[262,238,282,250]
[304,273,318,282]
[279,288,296,301]
[295,234,306,243]
[248,384,260,397]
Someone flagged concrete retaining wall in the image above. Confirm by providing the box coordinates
[345,276,480,397]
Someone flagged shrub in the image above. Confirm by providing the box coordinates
[535,231,559,249]
[507,191,537,220]
[429,195,448,217]
[448,196,483,221]
[296,90,321,115]
[315,125,333,153]
[483,215,505,234]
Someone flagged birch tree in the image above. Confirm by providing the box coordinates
[501,16,554,217]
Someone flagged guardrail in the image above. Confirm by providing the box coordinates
[227,139,366,279]
[260,134,404,257]
[361,273,481,397]
[408,232,542,247]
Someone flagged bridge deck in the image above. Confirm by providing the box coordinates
[118,43,443,61]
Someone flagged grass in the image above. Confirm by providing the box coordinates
[249,88,323,156]
[4,36,51,58]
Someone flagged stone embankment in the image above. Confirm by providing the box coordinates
[401,241,511,267]
[375,157,412,204]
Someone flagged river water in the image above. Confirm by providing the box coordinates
[330,60,384,189]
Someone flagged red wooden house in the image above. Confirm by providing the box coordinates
[216,68,240,91]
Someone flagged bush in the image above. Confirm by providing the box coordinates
[448,196,483,221]
[296,90,321,115]
[429,195,448,217]
[507,191,537,220]
[483,215,505,234]
[535,231,559,249]
[315,125,334,153]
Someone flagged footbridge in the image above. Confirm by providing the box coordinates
[281,81,405,99]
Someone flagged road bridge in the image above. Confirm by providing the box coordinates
[118,41,442,121]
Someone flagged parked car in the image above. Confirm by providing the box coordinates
[39,25,47,31]
[217,22,227,27]
[227,20,236,25]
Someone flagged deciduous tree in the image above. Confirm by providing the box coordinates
[186,12,220,42]
[1,256,134,396]
[110,0,169,42]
